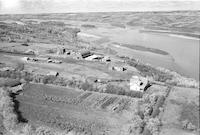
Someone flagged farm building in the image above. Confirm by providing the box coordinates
[65,51,71,55]
[85,54,104,61]
[28,57,38,62]
[57,48,66,55]
[47,59,62,64]
[25,49,35,55]
[21,43,29,46]
[22,57,30,61]
[110,66,127,72]
[47,71,59,76]
[79,50,93,59]
[9,84,24,93]
[22,57,38,62]
[130,76,149,92]
[101,56,111,62]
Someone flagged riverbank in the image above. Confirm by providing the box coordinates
[140,29,200,40]
[113,42,169,55]
[124,57,199,88]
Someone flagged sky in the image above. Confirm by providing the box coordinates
[0,0,200,14]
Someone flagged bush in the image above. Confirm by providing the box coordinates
[46,49,56,54]
[143,104,153,117]
[0,88,18,131]
[0,79,21,87]
[0,89,10,113]
[21,124,35,135]
[105,84,117,94]
[143,127,152,135]
[133,61,199,88]
[42,75,57,84]
[146,118,161,135]
[3,112,18,131]
[125,91,143,98]
[110,23,126,28]
[127,58,173,83]
[23,72,33,82]
[81,24,96,28]
[35,126,54,135]
[81,81,94,91]
[151,96,165,118]
[15,63,24,71]
[105,84,125,95]
[0,97,14,114]
[105,84,143,98]
[54,77,67,86]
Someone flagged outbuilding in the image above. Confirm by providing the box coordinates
[25,49,35,55]
[22,57,30,61]
[57,48,66,55]
[80,50,93,59]
[85,54,104,61]
[101,56,111,62]
[47,71,59,76]
[111,66,127,72]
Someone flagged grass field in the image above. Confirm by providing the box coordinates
[160,87,199,135]
[15,83,141,134]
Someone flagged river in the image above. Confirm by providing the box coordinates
[85,27,199,80]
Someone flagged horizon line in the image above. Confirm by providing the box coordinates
[0,9,200,15]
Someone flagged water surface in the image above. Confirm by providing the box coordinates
[86,27,199,80]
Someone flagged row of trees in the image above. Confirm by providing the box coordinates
[126,58,199,88]
[0,69,143,98]
[0,87,86,135]
[0,88,18,132]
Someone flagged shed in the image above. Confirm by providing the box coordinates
[53,60,62,64]
[85,54,103,61]
[57,48,66,55]
[47,71,59,76]
[22,57,30,61]
[111,66,127,72]
[80,50,93,59]
[47,59,53,63]
[25,49,35,55]
[102,56,111,62]
[9,84,24,93]
[47,59,62,64]
[21,43,29,46]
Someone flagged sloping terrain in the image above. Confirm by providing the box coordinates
[16,83,140,135]
[160,87,199,135]
[0,11,199,135]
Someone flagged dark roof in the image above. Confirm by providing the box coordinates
[80,50,93,58]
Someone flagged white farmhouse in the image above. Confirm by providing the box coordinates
[130,76,149,92]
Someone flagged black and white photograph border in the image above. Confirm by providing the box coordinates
[0,0,199,135]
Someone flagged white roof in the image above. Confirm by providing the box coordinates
[130,76,148,92]
[85,54,103,60]
[47,71,59,76]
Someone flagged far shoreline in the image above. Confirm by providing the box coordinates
[140,29,200,40]
[112,42,169,56]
